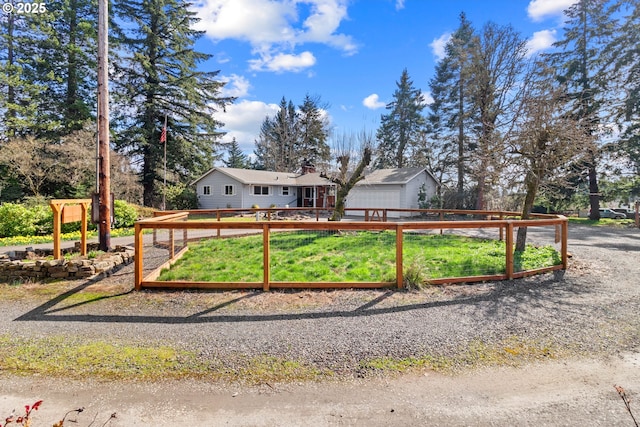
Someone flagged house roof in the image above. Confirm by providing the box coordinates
[356,167,433,185]
[192,167,334,187]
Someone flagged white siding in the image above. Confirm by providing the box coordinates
[196,170,298,209]
[346,171,436,218]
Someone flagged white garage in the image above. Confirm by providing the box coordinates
[345,167,438,218]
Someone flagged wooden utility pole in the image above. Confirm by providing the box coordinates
[97,0,111,251]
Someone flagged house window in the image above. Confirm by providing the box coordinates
[253,186,269,195]
[203,185,211,195]
[282,186,290,196]
[304,187,313,199]
[224,185,234,195]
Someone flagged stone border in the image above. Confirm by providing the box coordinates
[0,246,134,282]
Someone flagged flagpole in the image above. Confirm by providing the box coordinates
[163,114,167,211]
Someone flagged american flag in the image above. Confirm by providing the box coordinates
[160,125,167,143]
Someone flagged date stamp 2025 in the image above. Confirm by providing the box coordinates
[2,2,48,14]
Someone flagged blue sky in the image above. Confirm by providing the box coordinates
[189,0,578,156]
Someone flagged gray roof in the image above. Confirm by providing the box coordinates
[193,167,334,186]
[356,167,429,185]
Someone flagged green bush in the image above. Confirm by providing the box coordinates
[0,203,37,237]
[113,199,138,228]
[165,183,198,210]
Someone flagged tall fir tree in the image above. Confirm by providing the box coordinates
[112,0,232,207]
[609,0,640,173]
[297,94,331,168]
[427,12,476,208]
[545,0,616,220]
[374,68,426,169]
[0,13,49,139]
[253,95,329,172]
[34,0,97,136]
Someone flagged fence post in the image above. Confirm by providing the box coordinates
[134,223,144,291]
[263,224,270,291]
[561,219,568,269]
[505,221,514,279]
[396,224,403,289]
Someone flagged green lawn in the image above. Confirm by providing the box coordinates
[158,231,561,284]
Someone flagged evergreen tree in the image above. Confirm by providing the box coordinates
[610,0,640,173]
[254,95,329,172]
[112,0,232,207]
[297,94,331,167]
[0,13,48,139]
[545,0,616,220]
[34,0,97,135]
[427,13,476,208]
[224,138,250,168]
[374,68,426,169]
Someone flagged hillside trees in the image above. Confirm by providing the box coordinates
[254,95,330,172]
[112,0,232,207]
[374,68,426,169]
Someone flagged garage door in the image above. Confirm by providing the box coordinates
[346,189,400,210]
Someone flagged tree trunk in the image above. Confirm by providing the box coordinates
[329,147,372,221]
[515,170,539,252]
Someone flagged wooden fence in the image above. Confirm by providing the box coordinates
[134,209,568,291]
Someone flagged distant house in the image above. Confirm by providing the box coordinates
[192,166,336,209]
[346,167,439,218]
[192,166,438,215]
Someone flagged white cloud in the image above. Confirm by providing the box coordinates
[215,100,281,152]
[430,32,451,61]
[527,0,578,22]
[192,0,357,73]
[219,74,251,98]
[248,51,317,73]
[395,0,405,11]
[423,92,434,106]
[363,94,386,110]
[526,29,556,56]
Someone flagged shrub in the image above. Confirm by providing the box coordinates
[0,203,36,237]
[113,199,138,228]
[165,183,198,210]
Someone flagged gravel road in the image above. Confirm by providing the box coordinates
[1,224,639,426]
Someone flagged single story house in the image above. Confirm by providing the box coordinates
[192,167,336,210]
[345,167,439,218]
[192,166,438,216]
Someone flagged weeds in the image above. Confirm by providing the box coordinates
[615,385,639,427]
[2,401,114,427]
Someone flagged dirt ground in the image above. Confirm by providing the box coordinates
[2,353,640,426]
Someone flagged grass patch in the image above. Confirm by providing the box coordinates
[0,335,328,383]
[358,336,560,376]
[568,217,635,228]
[159,231,561,283]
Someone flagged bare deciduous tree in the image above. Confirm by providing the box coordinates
[510,65,589,251]
[322,131,373,221]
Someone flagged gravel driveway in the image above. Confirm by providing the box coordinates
[1,224,639,426]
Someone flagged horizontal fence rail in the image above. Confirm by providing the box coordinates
[134,209,568,291]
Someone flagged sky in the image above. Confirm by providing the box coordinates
[188,0,579,157]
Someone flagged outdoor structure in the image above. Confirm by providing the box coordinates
[346,167,438,218]
[192,166,336,210]
[192,166,438,215]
